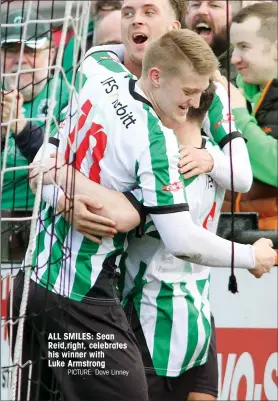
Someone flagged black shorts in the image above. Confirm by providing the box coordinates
[125,301,218,401]
[9,271,149,401]
[147,317,218,401]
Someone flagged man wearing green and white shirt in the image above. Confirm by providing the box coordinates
[55,76,271,401]
[30,23,275,401]
[27,1,276,400]
[15,28,224,401]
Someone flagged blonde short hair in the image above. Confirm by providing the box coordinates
[142,29,219,78]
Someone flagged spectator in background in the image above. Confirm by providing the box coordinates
[216,1,278,230]
[185,0,237,81]
[0,8,69,260]
[93,10,122,46]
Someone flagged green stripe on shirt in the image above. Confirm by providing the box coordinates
[180,283,199,371]
[152,281,174,375]
[144,104,175,206]
[39,214,71,290]
[208,92,228,144]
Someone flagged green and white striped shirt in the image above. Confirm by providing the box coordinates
[120,138,226,377]
[27,50,188,302]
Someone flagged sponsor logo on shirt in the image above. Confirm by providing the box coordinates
[162,181,184,192]
[101,76,136,129]
[214,113,235,130]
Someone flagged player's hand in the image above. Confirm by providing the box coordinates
[178,146,214,179]
[1,86,27,135]
[249,238,277,278]
[213,72,246,109]
[58,194,118,244]
[29,153,65,193]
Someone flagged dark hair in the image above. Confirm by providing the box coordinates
[232,1,277,43]
[187,80,216,124]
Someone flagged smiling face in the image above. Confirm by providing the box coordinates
[121,0,180,72]
[231,16,277,87]
[150,65,210,128]
[185,0,232,55]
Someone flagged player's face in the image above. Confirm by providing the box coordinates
[153,66,210,128]
[231,17,277,87]
[1,43,55,99]
[121,0,180,66]
[185,1,231,53]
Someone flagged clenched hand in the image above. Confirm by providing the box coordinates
[178,145,214,179]
[249,238,277,278]
[1,86,27,136]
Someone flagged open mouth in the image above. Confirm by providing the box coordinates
[179,106,188,114]
[132,33,148,45]
[195,22,212,36]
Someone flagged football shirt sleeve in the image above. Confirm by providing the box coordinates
[205,137,253,193]
[203,82,245,147]
[136,117,256,269]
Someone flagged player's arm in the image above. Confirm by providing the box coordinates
[204,136,253,192]
[179,82,252,192]
[202,82,253,191]
[178,134,252,193]
[57,163,141,234]
[29,82,141,240]
[150,213,275,277]
[138,123,276,274]
[203,81,241,145]
[30,149,141,238]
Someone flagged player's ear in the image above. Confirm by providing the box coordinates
[149,67,161,88]
[172,21,181,30]
[168,21,181,32]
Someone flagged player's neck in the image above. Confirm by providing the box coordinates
[124,54,142,78]
[137,79,173,128]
